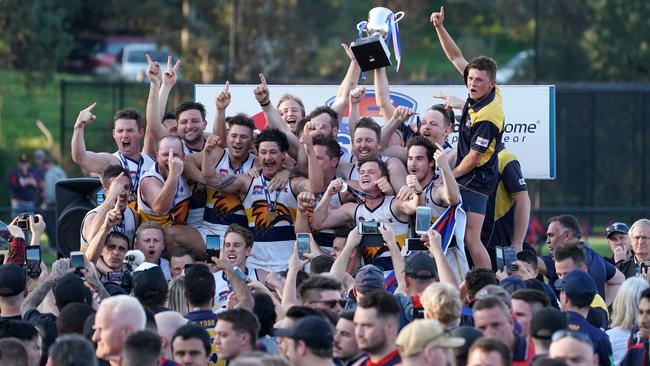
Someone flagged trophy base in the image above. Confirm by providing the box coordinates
[351,34,392,72]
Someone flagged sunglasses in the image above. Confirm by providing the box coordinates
[310,299,347,309]
[551,330,593,347]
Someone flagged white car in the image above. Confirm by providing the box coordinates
[113,43,179,81]
[496,49,534,84]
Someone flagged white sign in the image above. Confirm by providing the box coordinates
[195,84,556,179]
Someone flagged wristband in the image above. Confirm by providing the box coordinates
[260,100,271,107]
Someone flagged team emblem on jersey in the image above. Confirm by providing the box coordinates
[250,201,293,234]
[210,192,244,216]
[252,185,264,195]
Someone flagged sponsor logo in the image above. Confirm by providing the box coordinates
[252,185,264,195]
[475,137,489,148]
[519,178,527,186]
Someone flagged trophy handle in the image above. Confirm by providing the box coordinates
[356,21,368,31]
[394,11,405,22]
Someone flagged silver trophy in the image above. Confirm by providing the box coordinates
[352,7,405,72]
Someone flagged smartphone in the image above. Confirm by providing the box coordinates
[69,251,85,269]
[297,233,310,260]
[107,271,124,283]
[233,267,249,282]
[358,221,380,235]
[495,246,517,271]
[205,234,221,262]
[25,245,41,278]
[406,238,428,251]
[415,206,432,235]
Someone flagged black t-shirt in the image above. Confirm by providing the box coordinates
[24,309,58,366]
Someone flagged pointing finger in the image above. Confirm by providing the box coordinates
[173,59,181,72]
[167,55,172,70]
[440,6,444,17]
[225,80,230,92]
[145,54,152,65]
[84,102,97,112]
[259,73,267,86]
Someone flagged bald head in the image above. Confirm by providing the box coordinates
[155,311,188,358]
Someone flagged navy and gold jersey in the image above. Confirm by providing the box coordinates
[481,148,527,249]
[456,86,504,195]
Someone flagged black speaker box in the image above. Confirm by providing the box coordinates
[55,177,102,257]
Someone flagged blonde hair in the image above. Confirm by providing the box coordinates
[421,282,462,326]
[167,276,190,315]
[611,277,649,329]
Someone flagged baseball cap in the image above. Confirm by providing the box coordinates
[132,265,167,299]
[554,269,596,304]
[499,275,527,294]
[0,264,26,296]
[354,265,384,294]
[530,307,568,340]
[34,149,47,159]
[404,252,437,280]
[273,315,333,350]
[606,222,629,238]
[396,319,464,357]
[53,273,93,309]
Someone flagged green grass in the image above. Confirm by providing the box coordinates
[538,236,611,258]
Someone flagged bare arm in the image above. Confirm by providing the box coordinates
[431,6,469,76]
[144,56,168,156]
[301,129,325,194]
[428,229,457,286]
[431,145,461,206]
[380,225,407,295]
[311,181,355,230]
[374,67,395,122]
[182,152,206,184]
[85,204,120,264]
[511,191,530,252]
[21,259,73,317]
[387,158,407,193]
[215,258,254,311]
[452,150,483,178]
[294,193,315,235]
[141,151,183,214]
[213,81,231,149]
[348,87,365,136]
[281,246,309,308]
[329,230,361,285]
[381,106,414,151]
[330,43,361,118]
[71,103,118,174]
[254,74,300,159]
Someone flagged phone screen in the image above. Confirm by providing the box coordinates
[26,247,40,261]
[297,233,310,259]
[503,246,517,271]
[107,271,123,282]
[70,252,85,269]
[415,206,432,234]
[495,246,505,270]
[359,221,380,235]
[205,235,221,261]
[407,238,428,251]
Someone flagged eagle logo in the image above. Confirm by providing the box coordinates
[250,201,294,235]
[210,191,244,217]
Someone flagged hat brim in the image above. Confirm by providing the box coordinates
[606,230,626,238]
[432,336,466,349]
[272,328,294,338]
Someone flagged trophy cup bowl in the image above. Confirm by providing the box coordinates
[352,7,405,72]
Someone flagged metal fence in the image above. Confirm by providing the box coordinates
[56,80,650,235]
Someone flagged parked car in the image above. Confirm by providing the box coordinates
[113,43,179,81]
[496,49,534,84]
[90,36,147,76]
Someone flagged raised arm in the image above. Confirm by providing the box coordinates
[213,81,231,149]
[281,245,309,308]
[85,203,121,264]
[141,148,183,213]
[300,126,325,194]
[431,144,461,206]
[430,6,468,76]
[427,229,457,286]
[380,106,414,151]
[71,103,117,174]
[214,257,254,311]
[143,56,168,156]
[254,74,300,159]
[348,87,365,136]
[380,224,407,294]
[82,172,128,246]
[373,67,396,122]
[158,56,181,122]
[329,229,362,285]
[386,157,408,192]
[21,259,73,318]
[330,43,361,118]
[311,180,355,230]
[295,192,315,235]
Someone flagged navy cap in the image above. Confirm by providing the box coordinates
[0,264,26,296]
[404,252,437,280]
[354,265,384,294]
[273,316,333,350]
[606,222,629,238]
[555,269,596,303]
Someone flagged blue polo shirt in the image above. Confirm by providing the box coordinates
[566,311,614,366]
[542,243,615,299]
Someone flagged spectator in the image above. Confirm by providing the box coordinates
[461,268,498,326]
[467,338,512,366]
[183,263,219,363]
[56,303,96,336]
[615,219,650,278]
[0,337,29,366]
[607,277,649,365]
[529,308,568,358]
[473,296,536,365]
[167,276,189,315]
[549,331,598,366]
[396,319,465,366]
[92,295,146,366]
[169,245,194,279]
[275,306,324,357]
[354,292,402,366]
[133,222,172,280]
[154,311,188,362]
[298,275,345,314]
[555,269,613,366]
[450,326,484,366]
[162,112,178,136]
[37,153,66,249]
[605,222,631,265]
[132,264,169,313]
[252,292,278,354]
[122,330,161,366]
[0,320,42,366]
[421,282,462,330]
[0,264,28,320]
[511,289,550,337]
[333,310,365,366]
[620,288,650,366]
[274,315,335,366]
[8,153,41,219]
[214,309,260,362]
[171,324,212,366]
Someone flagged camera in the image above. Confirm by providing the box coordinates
[120,250,145,291]
[16,213,33,231]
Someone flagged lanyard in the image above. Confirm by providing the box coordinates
[117,152,143,195]
[345,185,382,204]
[229,153,249,175]
[261,176,280,212]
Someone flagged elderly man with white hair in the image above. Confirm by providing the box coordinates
[93,295,146,366]
[615,218,650,278]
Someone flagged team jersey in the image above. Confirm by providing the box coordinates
[213,265,259,313]
[137,163,191,227]
[242,176,298,272]
[186,310,224,366]
[456,86,504,195]
[311,187,344,251]
[566,311,614,366]
[79,205,137,251]
[354,196,409,268]
[347,154,391,181]
[201,151,256,242]
[112,151,155,208]
[423,177,449,223]
[482,148,527,250]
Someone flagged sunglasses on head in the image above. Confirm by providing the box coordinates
[311,299,347,309]
[551,330,593,347]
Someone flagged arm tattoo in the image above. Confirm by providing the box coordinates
[211,174,237,190]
